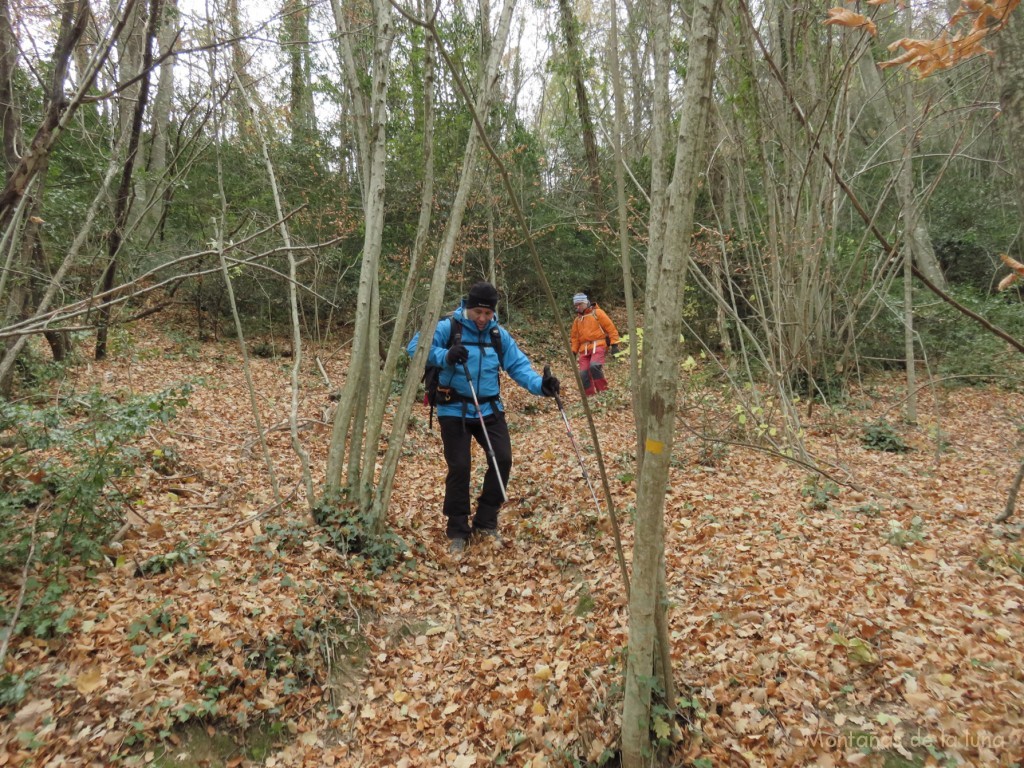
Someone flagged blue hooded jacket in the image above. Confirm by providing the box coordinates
[407,304,544,419]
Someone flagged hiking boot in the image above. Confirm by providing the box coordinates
[448,538,467,555]
[474,529,503,546]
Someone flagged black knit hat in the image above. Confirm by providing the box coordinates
[466,281,499,311]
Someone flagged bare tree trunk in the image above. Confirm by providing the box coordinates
[899,2,917,422]
[0,0,123,392]
[96,0,160,360]
[325,0,393,495]
[856,45,946,290]
[996,458,1024,523]
[283,0,315,143]
[621,1,722,764]
[0,0,19,174]
[995,0,1024,259]
[0,0,98,224]
[373,16,437,530]
[619,0,649,159]
[225,0,255,137]
[555,0,601,208]
[993,7,1024,522]
[324,0,395,495]
[131,0,178,244]
[608,0,641,447]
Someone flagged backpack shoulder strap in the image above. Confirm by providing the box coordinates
[449,315,462,348]
[489,326,504,370]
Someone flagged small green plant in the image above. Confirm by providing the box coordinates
[0,669,40,709]
[615,329,642,360]
[829,633,879,665]
[925,422,952,454]
[885,516,926,548]
[13,338,75,388]
[801,476,840,511]
[852,502,883,517]
[256,517,314,555]
[137,543,202,576]
[732,401,778,442]
[574,585,596,617]
[861,419,910,452]
[127,601,191,642]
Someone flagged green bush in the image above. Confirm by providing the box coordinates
[856,283,1024,384]
[0,383,193,638]
[860,419,909,453]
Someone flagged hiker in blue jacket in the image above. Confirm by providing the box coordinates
[407,281,560,554]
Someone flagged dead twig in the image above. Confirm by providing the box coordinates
[216,483,300,535]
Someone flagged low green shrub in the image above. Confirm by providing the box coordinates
[0,383,193,639]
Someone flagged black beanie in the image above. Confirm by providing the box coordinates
[466,282,499,311]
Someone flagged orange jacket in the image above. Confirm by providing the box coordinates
[571,304,620,355]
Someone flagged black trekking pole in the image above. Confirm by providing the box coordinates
[462,362,508,502]
[552,391,603,515]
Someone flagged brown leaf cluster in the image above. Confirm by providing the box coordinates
[997,253,1024,291]
[824,0,1021,76]
[2,312,1023,766]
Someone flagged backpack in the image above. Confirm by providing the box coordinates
[422,316,504,426]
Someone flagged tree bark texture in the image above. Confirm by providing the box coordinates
[995,1,1024,260]
[621,0,722,764]
[96,0,160,360]
[0,0,95,224]
[325,0,395,493]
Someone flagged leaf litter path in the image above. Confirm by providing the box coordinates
[2,317,1023,768]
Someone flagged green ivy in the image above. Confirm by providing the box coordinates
[860,420,909,453]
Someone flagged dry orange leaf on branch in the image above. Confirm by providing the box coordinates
[823,7,878,36]
[825,0,1021,76]
[997,253,1024,291]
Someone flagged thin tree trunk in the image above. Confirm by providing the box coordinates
[608,0,641,452]
[993,6,1024,523]
[284,0,315,143]
[131,0,178,244]
[899,4,917,422]
[995,0,1024,261]
[621,1,722,764]
[555,0,601,208]
[373,19,437,530]
[0,150,123,389]
[996,458,1024,523]
[0,0,19,174]
[234,71,315,505]
[325,0,394,494]
[208,31,282,503]
[857,46,946,290]
[0,0,99,223]
[0,0,128,392]
[96,0,159,359]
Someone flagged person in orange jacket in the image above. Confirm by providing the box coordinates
[570,292,621,396]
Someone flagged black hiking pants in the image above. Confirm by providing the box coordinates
[438,411,512,540]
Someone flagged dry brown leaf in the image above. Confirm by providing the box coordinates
[75,666,104,695]
[823,7,877,35]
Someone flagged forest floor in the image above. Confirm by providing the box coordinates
[1,310,1023,768]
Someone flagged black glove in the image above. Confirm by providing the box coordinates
[541,365,560,397]
[609,344,620,355]
[446,343,469,365]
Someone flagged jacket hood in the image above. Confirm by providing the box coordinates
[455,304,500,330]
